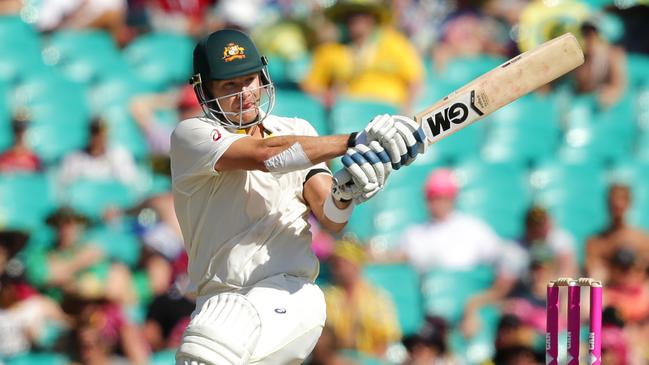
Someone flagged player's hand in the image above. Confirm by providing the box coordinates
[332,142,391,204]
[354,114,426,170]
[393,115,427,166]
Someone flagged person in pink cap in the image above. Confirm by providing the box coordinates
[385,168,506,275]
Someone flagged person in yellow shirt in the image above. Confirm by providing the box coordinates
[301,0,423,113]
[323,238,401,358]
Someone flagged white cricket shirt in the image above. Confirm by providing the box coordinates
[170,115,329,296]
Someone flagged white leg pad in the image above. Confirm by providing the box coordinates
[176,293,262,365]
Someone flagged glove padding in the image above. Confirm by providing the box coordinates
[332,141,392,204]
[354,114,426,170]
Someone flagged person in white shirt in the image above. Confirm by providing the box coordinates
[58,118,140,186]
[170,29,426,365]
[393,168,507,273]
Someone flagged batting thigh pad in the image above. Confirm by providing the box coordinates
[176,293,261,365]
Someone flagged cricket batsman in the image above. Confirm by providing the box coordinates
[170,29,424,365]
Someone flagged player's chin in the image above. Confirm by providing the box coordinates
[241,109,259,123]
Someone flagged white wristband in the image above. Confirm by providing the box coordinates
[323,195,354,224]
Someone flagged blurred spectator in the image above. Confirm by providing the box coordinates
[143,286,193,352]
[500,244,561,335]
[585,183,649,283]
[380,169,507,273]
[306,326,358,365]
[517,205,577,278]
[301,0,424,113]
[130,84,202,158]
[64,297,149,365]
[458,207,577,339]
[603,247,649,324]
[574,17,627,108]
[0,0,21,14]
[323,238,401,358]
[0,115,42,173]
[58,118,139,186]
[432,11,507,72]
[143,0,215,37]
[35,0,130,44]
[24,207,137,305]
[401,315,460,365]
[600,307,631,365]
[490,314,543,365]
[208,0,265,32]
[0,231,70,358]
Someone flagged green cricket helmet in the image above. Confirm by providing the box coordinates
[190,29,275,129]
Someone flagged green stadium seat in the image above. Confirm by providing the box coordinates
[559,93,635,165]
[338,349,390,365]
[421,266,495,325]
[149,350,177,365]
[627,53,649,89]
[101,106,150,160]
[0,16,46,83]
[90,74,157,112]
[0,173,57,230]
[5,352,68,365]
[370,185,429,250]
[432,118,485,164]
[482,94,561,166]
[273,89,328,135]
[63,179,139,220]
[45,30,130,84]
[363,263,424,335]
[345,198,378,242]
[124,32,194,88]
[330,98,398,135]
[26,120,88,164]
[436,55,505,89]
[85,223,142,267]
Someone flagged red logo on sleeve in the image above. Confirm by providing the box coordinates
[211,129,221,142]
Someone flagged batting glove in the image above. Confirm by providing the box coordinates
[332,142,392,204]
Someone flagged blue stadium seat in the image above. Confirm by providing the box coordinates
[62,179,138,220]
[124,32,194,89]
[330,98,398,135]
[363,263,424,335]
[273,89,328,135]
[0,173,57,230]
[45,30,130,84]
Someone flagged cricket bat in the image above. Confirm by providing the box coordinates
[334,33,583,189]
[416,32,584,146]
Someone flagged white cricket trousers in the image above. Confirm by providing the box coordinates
[176,273,326,365]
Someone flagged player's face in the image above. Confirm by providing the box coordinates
[210,73,261,124]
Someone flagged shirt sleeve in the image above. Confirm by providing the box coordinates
[170,120,246,195]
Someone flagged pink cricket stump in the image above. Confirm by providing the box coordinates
[567,281,581,365]
[589,284,603,365]
[546,284,559,365]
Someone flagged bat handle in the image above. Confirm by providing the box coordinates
[333,169,352,187]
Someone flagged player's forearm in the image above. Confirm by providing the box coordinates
[262,134,349,165]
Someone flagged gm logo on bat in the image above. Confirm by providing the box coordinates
[423,90,486,138]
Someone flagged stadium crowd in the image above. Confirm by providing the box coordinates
[1,0,649,364]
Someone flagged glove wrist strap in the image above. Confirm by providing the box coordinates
[324,195,354,224]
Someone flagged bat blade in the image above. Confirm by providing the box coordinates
[416,32,584,146]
